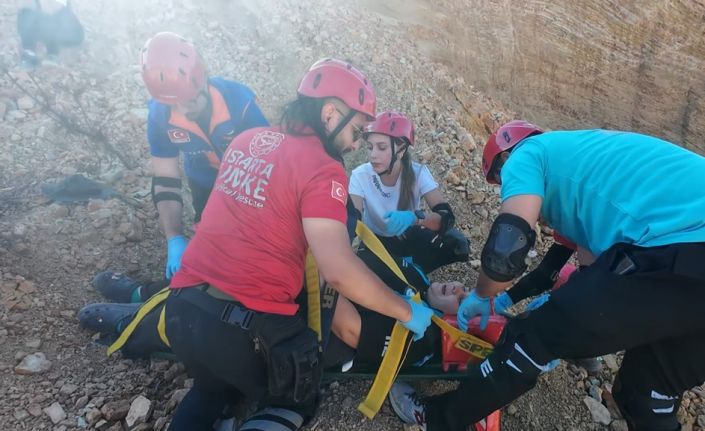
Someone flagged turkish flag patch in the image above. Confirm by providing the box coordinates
[331,180,347,205]
[167,129,190,144]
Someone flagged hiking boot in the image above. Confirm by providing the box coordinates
[91,271,142,303]
[78,302,139,335]
[567,357,603,375]
[389,382,427,430]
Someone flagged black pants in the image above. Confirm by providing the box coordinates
[374,226,469,273]
[164,289,317,430]
[17,6,83,54]
[426,242,705,431]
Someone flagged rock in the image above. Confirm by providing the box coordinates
[167,389,188,411]
[603,354,619,372]
[506,404,518,416]
[697,414,705,427]
[86,408,103,426]
[94,419,109,430]
[589,385,603,403]
[51,204,70,218]
[25,338,42,349]
[583,396,612,425]
[44,402,67,424]
[15,352,52,375]
[154,416,169,431]
[101,400,130,421]
[8,110,26,120]
[90,396,106,408]
[470,259,481,269]
[126,395,152,427]
[27,403,43,417]
[468,192,485,204]
[126,219,144,242]
[610,419,629,431]
[14,408,29,420]
[59,383,78,395]
[0,101,6,120]
[87,199,104,212]
[75,395,89,409]
[17,96,35,110]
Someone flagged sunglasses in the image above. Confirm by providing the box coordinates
[335,107,365,142]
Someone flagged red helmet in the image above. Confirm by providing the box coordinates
[140,32,207,105]
[297,58,376,120]
[364,111,415,145]
[482,120,543,184]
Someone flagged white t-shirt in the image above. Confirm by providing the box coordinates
[349,162,439,236]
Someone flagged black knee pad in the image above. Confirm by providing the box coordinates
[613,374,682,431]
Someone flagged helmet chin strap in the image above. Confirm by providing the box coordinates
[379,142,407,176]
[324,109,356,161]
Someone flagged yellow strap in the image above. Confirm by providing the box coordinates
[305,250,322,341]
[358,313,413,419]
[355,221,490,353]
[356,221,415,418]
[157,304,171,348]
[355,221,493,418]
[107,287,171,356]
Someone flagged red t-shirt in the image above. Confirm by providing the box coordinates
[170,127,349,315]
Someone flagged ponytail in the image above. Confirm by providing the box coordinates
[396,138,416,210]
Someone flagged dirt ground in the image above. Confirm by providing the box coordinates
[1,0,704,430]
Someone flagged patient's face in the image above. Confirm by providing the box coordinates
[427,281,468,315]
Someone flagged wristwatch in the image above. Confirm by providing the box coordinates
[414,210,426,226]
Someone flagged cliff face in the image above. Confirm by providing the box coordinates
[382,0,705,151]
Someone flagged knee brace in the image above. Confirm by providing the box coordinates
[481,213,536,282]
[613,374,682,431]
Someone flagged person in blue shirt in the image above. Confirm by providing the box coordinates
[390,120,705,431]
[92,32,268,301]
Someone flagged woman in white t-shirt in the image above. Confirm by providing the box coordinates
[349,111,469,273]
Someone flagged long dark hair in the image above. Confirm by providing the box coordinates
[395,137,416,211]
[280,96,327,139]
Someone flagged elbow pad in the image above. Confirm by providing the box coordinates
[481,213,536,282]
[151,176,183,206]
[431,202,455,235]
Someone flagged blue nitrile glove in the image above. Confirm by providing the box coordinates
[400,298,434,341]
[457,290,492,331]
[526,292,550,312]
[384,210,418,236]
[494,292,514,316]
[165,235,188,279]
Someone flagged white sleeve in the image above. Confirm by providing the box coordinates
[348,168,365,197]
[417,164,439,196]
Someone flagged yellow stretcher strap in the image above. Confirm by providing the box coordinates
[355,221,415,418]
[157,305,171,348]
[355,221,493,418]
[305,250,322,341]
[107,287,171,356]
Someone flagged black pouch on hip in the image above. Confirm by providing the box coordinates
[251,313,321,403]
